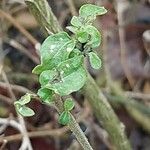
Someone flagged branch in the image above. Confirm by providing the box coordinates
[24,0,131,149]
[0,9,39,46]
[54,95,93,150]
[25,0,62,34]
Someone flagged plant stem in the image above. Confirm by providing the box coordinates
[68,115,93,150]
[83,74,131,150]
[54,95,93,150]
[25,0,61,35]
[25,0,131,149]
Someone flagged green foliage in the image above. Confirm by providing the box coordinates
[59,98,74,125]
[14,93,31,105]
[59,111,71,125]
[14,4,107,124]
[37,88,54,104]
[14,93,35,117]
[64,98,75,111]
[88,52,102,69]
[71,16,82,27]
[16,106,35,117]
[79,4,107,18]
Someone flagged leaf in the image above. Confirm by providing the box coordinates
[84,25,101,48]
[69,49,81,58]
[77,31,89,43]
[46,66,87,96]
[71,16,82,27]
[40,32,70,62]
[40,32,75,69]
[17,106,35,117]
[66,26,78,33]
[32,64,47,75]
[88,52,102,69]
[59,111,71,125]
[37,88,54,104]
[64,98,75,111]
[14,93,31,106]
[57,55,83,77]
[39,69,58,86]
[45,56,86,95]
[79,4,107,18]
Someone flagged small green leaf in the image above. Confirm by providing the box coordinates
[79,4,107,18]
[37,88,54,104]
[66,26,78,33]
[32,64,47,75]
[36,32,75,72]
[71,16,82,27]
[77,31,89,43]
[57,55,83,77]
[88,52,102,69]
[39,69,58,86]
[14,93,31,106]
[64,98,75,111]
[46,66,87,96]
[84,25,101,48]
[17,106,35,117]
[40,32,71,63]
[69,48,81,58]
[59,111,71,125]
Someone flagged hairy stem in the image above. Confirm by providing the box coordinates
[54,95,93,150]
[25,0,131,149]
[84,74,131,150]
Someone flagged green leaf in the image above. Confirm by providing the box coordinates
[46,66,87,96]
[17,106,35,117]
[40,32,70,62]
[71,16,82,27]
[88,52,102,69]
[79,4,107,18]
[59,111,71,125]
[77,31,89,43]
[64,98,75,111]
[66,26,78,33]
[84,25,101,48]
[39,32,75,69]
[37,88,54,104]
[32,64,47,75]
[14,93,31,106]
[45,56,85,95]
[57,55,83,77]
[69,49,81,58]
[39,69,58,86]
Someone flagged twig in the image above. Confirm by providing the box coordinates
[0,81,32,94]
[54,95,93,150]
[0,9,39,47]
[66,0,78,16]
[116,0,135,88]
[0,127,67,143]
[0,103,91,143]
[25,0,61,34]
[0,118,22,132]
[1,71,33,150]
[0,94,12,104]
[125,91,150,101]
[4,38,39,64]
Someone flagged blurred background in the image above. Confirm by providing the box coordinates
[0,0,150,149]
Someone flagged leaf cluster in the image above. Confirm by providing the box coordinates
[14,4,107,119]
